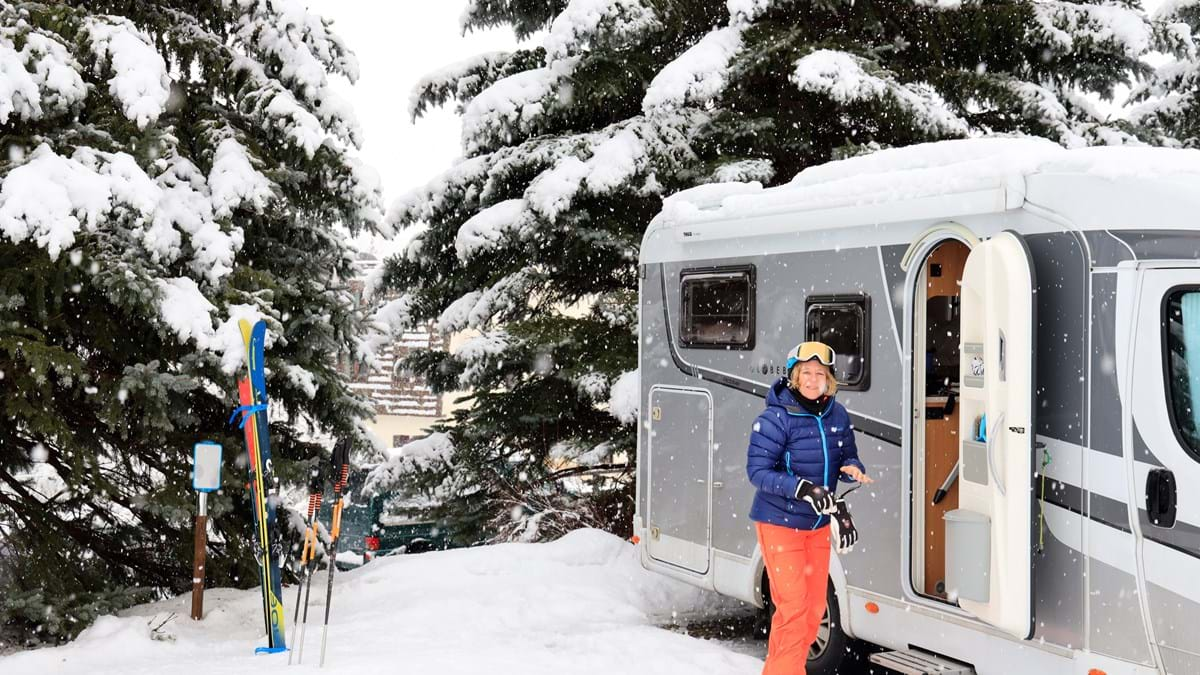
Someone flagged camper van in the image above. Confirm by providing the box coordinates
[633,137,1200,675]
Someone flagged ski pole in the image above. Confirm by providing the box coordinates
[319,438,351,668]
[288,467,323,665]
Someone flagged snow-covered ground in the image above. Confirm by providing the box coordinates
[0,530,764,674]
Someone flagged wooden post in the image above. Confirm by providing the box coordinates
[190,492,208,620]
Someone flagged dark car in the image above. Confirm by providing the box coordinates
[322,469,452,570]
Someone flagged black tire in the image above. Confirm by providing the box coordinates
[755,574,849,675]
[806,580,849,675]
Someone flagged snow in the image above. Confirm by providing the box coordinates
[455,198,528,260]
[461,56,580,154]
[228,0,362,147]
[727,0,774,23]
[283,364,319,399]
[658,136,1065,226]
[655,136,1200,229]
[364,432,456,496]
[643,26,744,113]
[1031,1,1152,59]
[0,29,86,124]
[543,0,661,61]
[790,50,969,136]
[609,369,640,424]
[157,278,219,347]
[207,138,275,220]
[452,331,511,386]
[0,530,756,674]
[84,16,170,130]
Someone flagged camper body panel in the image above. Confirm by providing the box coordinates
[636,165,1200,674]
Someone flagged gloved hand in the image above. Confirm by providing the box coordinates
[830,499,858,554]
[794,479,837,514]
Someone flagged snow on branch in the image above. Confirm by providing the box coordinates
[0,29,87,125]
[436,268,538,333]
[455,198,529,260]
[727,0,776,23]
[363,433,456,497]
[0,144,153,261]
[544,0,661,61]
[1030,1,1152,59]
[227,0,362,147]
[608,369,639,424]
[711,158,775,183]
[791,49,969,136]
[452,331,511,387]
[83,16,170,130]
[151,152,243,284]
[643,25,744,113]
[462,56,580,155]
[410,51,543,121]
[207,137,275,219]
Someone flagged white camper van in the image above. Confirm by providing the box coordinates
[633,137,1200,675]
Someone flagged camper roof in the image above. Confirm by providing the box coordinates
[645,137,1200,243]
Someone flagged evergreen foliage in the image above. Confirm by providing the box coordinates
[373,0,1172,545]
[0,0,381,644]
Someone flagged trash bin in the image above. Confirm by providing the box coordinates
[944,509,990,603]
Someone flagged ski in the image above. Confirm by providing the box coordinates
[288,466,323,665]
[319,438,351,667]
[233,319,287,654]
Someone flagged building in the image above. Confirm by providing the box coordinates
[344,253,463,449]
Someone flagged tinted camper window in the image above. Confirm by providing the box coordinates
[1164,288,1200,460]
[805,295,869,390]
[680,266,755,349]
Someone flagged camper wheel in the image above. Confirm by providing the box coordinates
[755,573,848,674]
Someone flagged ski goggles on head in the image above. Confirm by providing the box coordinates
[786,341,836,371]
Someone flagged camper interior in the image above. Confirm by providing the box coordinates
[912,240,968,601]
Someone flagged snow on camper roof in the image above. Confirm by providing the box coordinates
[652,136,1200,230]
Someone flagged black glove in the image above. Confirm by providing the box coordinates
[830,499,858,554]
[795,479,837,514]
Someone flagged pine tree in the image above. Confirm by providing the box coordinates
[1130,0,1200,144]
[371,0,1160,545]
[0,0,382,643]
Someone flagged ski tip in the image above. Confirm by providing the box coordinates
[254,646,288,655]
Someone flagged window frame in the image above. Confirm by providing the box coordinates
[678,264,757,350]
[804,293,871,391]
[1160,284,1200,463]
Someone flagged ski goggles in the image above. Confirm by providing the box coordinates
[786,341,836,371]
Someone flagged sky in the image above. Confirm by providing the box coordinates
[303,3,526,237]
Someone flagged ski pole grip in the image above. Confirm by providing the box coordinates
[331,500,343,539]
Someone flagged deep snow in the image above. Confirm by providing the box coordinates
[0,529,764,674]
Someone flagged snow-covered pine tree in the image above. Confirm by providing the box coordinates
[1129,1,1200,144]
[0,1,382,643]
[371,0,1158,545]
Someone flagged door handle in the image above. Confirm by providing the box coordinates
[1146,468,1177,528]
[986,412,1006,496]
[712,481,724,489]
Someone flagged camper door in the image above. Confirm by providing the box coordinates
[950,230,1036,640]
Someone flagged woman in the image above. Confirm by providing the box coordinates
[746,341,873,675]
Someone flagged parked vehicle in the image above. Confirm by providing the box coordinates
[322,468,451,571]
[634,137,1200,674]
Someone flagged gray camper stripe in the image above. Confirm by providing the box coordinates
[847,414,902,447]
[1044,477,1200,559]
[657,264,902,448]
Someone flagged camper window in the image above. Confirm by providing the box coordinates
[805,295,869,390]
[1164,287,1200,461]
[679,266,755,349]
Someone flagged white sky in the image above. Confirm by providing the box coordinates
[305,3,524,217]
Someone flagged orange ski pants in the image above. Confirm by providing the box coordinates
[756,521,832,675]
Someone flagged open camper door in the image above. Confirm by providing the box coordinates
[948,231,1036,639]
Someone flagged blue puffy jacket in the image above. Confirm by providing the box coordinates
[746,378,866,530]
